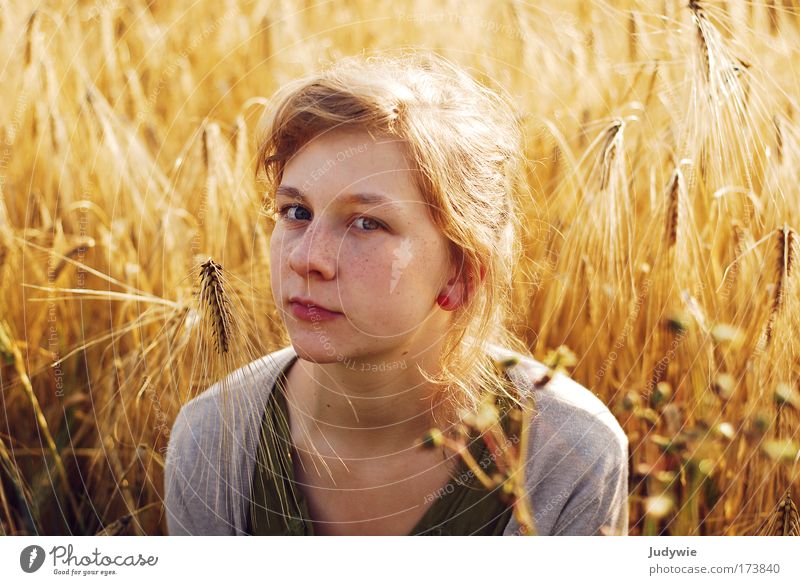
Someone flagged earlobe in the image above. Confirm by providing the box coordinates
[436,271,460,311]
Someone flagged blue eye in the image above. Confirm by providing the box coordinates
[277,204,312,221]
[352,216,383,232]
[276,204,386,233]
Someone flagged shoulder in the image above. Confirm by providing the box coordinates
[488,343,627,454]
[164,345,296,535]
[168,345,296,438]
[488,344,629,535]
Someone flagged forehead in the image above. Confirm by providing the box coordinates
[280,128,426,208]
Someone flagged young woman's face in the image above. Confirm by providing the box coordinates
[269,128,454,363]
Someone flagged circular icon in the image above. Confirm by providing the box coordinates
[20,545,46,573]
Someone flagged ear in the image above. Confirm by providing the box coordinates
[439,262,486,311]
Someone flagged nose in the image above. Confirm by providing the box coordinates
[287,218,338,281]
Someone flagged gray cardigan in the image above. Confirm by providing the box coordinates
[164,344,629,535]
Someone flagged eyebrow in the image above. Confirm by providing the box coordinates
[275,185,405,211]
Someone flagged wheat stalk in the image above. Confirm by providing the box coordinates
[765,224,797,344]
[0,436,18,531]
[23,10,38,69]
[665,167,684,249]
[52,238,96,281]
[124,68,148,122]
[0,319,81,524]
[756,489,800,535]
[0,229,8,286]
[689,1,712,83]
[599,119,624,191]
[199,257,232,354]
[234,114,248,180]
[628,10,638,63]
[767,0,780,36]
[773,114,784,164]
[202,125,211,169]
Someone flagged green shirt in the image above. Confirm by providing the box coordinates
[248,356,516,535]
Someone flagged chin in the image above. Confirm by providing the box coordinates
[287,335,346,364]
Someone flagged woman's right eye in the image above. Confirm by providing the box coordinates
[277,204,311,222]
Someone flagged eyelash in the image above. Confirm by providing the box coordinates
[276,204,387,232]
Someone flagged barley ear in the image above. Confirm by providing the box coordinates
[199,258,233,355]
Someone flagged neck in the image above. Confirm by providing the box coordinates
[287,339,454,457]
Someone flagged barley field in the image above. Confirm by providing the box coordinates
[1,0,799,536]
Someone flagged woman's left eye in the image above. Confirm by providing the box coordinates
[352,216,384,232]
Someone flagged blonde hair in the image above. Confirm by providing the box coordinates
[256,49,533,432]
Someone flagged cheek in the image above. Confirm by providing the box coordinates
[341,236,441,322]
[269,228,282,262]
[269,228,289,294]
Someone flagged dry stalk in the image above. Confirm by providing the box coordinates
[579,108,590,149]
[260,15,272,59]
[202,122,223,172]
[767,0,780,35]
[665,167,684,249]
[689,1,711,83]
[202,126,210,169]
[0,437,17,532]
[24,10,37,69]
[628,11,638,63]
[773,114,784,164]
[95,503,160,536]
[52,238,95,281]
[721,220,748,295]
[419,380,538,535]
[636,62,660,114]
[199,258,232,354]
[689,1,750,100]
[0,230,8,284]
[49,112,65,154]
[756,489,799,535]
[124,68,148,122]
[765,224,797,344]
[581,255,595,325]
[234,115,248,179]
[0,319,80,523]
[599,119,624,191]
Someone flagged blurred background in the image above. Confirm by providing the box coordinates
[1,0,799,535]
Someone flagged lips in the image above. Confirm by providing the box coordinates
[288,297,342,322]
[288,296,340,313]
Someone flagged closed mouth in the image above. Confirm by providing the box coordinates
[288,297,340,313]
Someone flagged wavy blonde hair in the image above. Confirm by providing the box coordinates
[256,49,533,433]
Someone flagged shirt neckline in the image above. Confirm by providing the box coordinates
[252,352,513,536]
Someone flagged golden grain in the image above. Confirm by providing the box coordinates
[0,0,798,537]
[199,258,232,355]
[766,224,797,343]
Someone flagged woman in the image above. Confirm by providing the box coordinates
[164,51,629,536]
